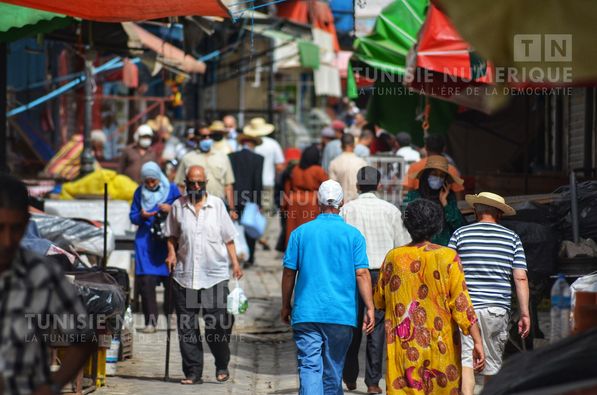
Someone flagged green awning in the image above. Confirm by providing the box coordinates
[352,0,428,76]
[349,1,457,145]
[0,3,73,43]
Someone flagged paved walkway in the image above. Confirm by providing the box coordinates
[97,230,385,395]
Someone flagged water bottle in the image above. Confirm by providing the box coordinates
[550,274,571,342]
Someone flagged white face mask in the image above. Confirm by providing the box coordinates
[138,137,152,148]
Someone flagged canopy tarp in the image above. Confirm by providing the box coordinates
[277,0,340,51]
[0,0,229,21]
[0,2,73,42]
[122,22,206,74]
[352,0,428,76]
[435,0,597,87]
[365,79,457,146]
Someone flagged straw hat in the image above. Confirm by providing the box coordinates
[243,117,275,137]
[236,133,262,146]
[466,192,516,216]
[147,115,173,133]
[209,120,226,133]
[412,155,464,185]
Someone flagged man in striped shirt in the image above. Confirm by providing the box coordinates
[448,192,530,395]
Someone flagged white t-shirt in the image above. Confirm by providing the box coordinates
[255,136,285,187]
[396,146,421,163]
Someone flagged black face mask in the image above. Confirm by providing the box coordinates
[185,180,207,203]
[211,132,224,142]
[187,189,206,203]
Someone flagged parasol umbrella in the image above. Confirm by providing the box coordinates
[405,4,495,113]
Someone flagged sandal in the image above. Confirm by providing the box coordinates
[181,375,203,385]
[216,370,230,382]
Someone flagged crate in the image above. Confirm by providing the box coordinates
[119,328,133,361]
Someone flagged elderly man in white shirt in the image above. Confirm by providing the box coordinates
[165,165,243,385]
[340,166,411,394]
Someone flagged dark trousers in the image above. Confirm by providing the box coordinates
[137,275,171,327]
[246,231,257,264]
[172,280,234,378]
[343,269,386,387]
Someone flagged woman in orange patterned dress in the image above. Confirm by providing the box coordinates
[374,199,485,395]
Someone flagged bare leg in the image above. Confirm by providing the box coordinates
[461,366,475,395]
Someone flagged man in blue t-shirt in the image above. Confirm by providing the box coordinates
[282,180,375,395]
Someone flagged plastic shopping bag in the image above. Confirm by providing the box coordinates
[227,280,248,315]
[233,221,249,262]
[240,202,266,239]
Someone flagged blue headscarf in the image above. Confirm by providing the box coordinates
[140,161,170,211]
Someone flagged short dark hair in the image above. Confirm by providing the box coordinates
[396,132,412,147]
[362,122,376,134]
[403,199,444,243]
[341,133,355,149]
[474,203,502,219]
[0,174,30,217]
[425,134,446,155]
[357,166,381,193]
[360,128,374,140]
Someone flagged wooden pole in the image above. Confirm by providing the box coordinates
[103,183,108,269]
[0,43,7,172]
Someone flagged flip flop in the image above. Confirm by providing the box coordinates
[180,375,203,385]
[216,370,230,382]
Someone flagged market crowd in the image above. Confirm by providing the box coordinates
[0,111,529,395]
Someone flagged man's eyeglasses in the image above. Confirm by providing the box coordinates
[185,180,207,188]
[197,134,212,140]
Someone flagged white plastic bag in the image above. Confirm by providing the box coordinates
[233,221,249,262]
[240,202,266,239]
[227,280,248,315]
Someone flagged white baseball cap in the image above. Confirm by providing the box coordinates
[136,124,154,137]
[318,180,344,209]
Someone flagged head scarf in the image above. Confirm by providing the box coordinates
[299,144,321,170]
[140,161,170,211]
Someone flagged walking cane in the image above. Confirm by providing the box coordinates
[164,271,174,381]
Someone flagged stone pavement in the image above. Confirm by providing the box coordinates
[97,229,385,395]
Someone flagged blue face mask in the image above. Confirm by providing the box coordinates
[198,139,213,152]
[427,175,445,190]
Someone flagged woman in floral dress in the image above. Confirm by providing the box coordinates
[374,199,485,394]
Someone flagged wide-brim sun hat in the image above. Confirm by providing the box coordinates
[147,115,173,133]
[243,117,275,137]
[209,120,226,133]
[466,192,516,216]
[412,155,464,185]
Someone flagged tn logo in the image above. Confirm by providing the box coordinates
[513,34,572,62]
